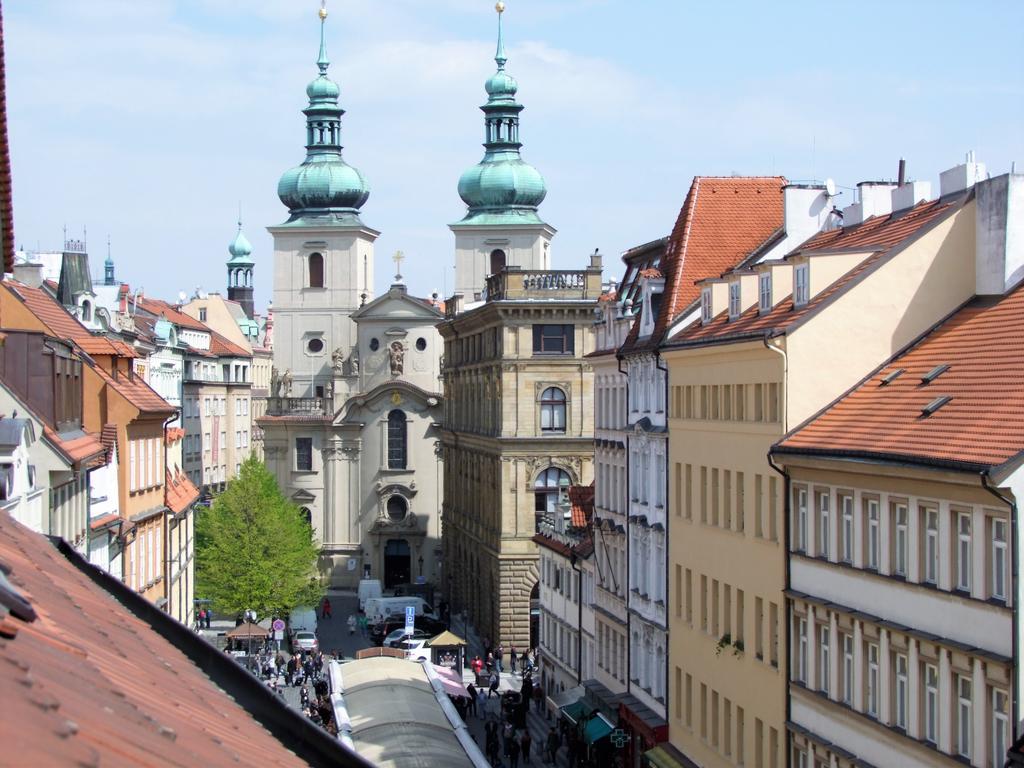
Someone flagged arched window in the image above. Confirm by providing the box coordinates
[81,300,92,322]
[490,249,506,276]
[308,252,324,288]
[387,409,407,469]
[534,467,570,521]
[540,387,567,433]
[386,495,408,521]
[299,507,312,527]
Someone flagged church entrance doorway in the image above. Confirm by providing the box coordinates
[384,538,411,589]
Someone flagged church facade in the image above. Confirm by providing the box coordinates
[258,7,444,589]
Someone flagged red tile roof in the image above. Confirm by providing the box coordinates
[669,197,963,349]
[165,467,199,514]
[569,484,595,529]
[3,280,94,343]
[42,427,106,468]
[776,281,1024,471]
[622,177,786,353]
[165,426,186,444]
[136,296,209,332]
[94,365,176,416]
[0,511,326,768]
[209,329,250,358]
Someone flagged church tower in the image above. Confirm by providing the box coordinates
[268,2,377,397]
[451,2,555,300]
[226,219,255,319]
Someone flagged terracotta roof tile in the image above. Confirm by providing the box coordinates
[42,427,106,467]
[209,330,250,358]
[165,467,199,514]
[99,423,118,464]
[94,365,175,415]
[776,282,1024,470]
[669,197,962,349]
[569,484,595,529]
[136,296,209,332]
[165,426,186,444]
[0,5,12,275]
[622,177,786,353]
[3,280,93,342]
[0,511,323,768]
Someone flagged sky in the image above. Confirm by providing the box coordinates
[6,1,1024,312]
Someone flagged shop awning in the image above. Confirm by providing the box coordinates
[561,704,593,729]
[551,684,585,709]
[583,713,615,744]
[643,744,700,768]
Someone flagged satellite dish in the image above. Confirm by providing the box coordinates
[178,291,187,303]
[825,178,836,197]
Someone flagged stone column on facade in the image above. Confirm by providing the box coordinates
[908,497,921,582]
[341,441,359,550]
[853,620,865,712]
[879,628,891,725]
[972,507,986,601]
[806,605,818,691]
[908,638,921,739]
[879,493,892,576]
[852,489,864,569]
[938,647,953,754]
[938,501,953,591]
[971,656,987,768]
[829,611,839,701]
[323,437,343,546]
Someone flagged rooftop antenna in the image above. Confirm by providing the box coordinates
[897,158,906,186]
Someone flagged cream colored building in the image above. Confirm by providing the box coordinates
[663,159,995,768]
[439,259,601,650]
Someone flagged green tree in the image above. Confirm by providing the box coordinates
[196,456,323,619]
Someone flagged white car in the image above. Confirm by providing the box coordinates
[292,630,319,652]
[399,638,430,662]
[384,628,431,648]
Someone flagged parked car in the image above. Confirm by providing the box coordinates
[371,615,447,646]
[292,630,319,652]
[384,628,431,648]
[398,638,430,662]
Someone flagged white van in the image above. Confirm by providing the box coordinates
[364,596,435,624]
[289,606,318,638]
[357,579,382,611]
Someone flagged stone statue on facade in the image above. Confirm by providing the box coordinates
[270,366,280,398]
[280,368,293,397]
[349,351,360,375]
[389,341,404,377]
[331,347,345,372]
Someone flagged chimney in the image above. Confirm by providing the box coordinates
[891,181,932,213]
[975,172,1024,295]
[12,261,44,288]
[940,151,987,197]
[841,182,897,226]
[782,184,830,242]
[589,249,603,270]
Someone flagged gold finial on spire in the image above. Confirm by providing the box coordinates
[319,1,328,21]
[495,1,505,14]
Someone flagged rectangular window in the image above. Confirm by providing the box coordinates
[895,653,909,730]
[867,642,879,716]
[204,397,211,416]
[794,263,809,305]
[754,597,764,659]
[728,282,741,319]
[957,512,972,591]
[818,625,829,694]
[818,492,830,559]
[700,575,708,632]
[685,673,693,728]
[532,324,574,355]
[796,618,808,683]
[769,602,779,666]
[842,634,854,705]
[796,488,808,552]
[992,518,1008,601]
[685,568,693,624]
[129,440,137,492]
[924,507,939,584]
[993,688,1009,767]
[759,272,772,312]
[867,499,880,570]
[701,287,712,324]
[957,675,972,758]
[295,437,313,471]
[894,504,908,576]
[735,384,746,421]
[841,495,853,563]
[924,663,939,743]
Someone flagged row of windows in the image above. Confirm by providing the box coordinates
[188,361,250,383]
[128,438,162,493]
[673,566,782,668]
[627,360,665,415]
[700,265,808,325]
[596,621,626,685]
[594,454,626,517]
[673,668,783,768]
[792,603,1010,765]
[444,327,502,367]
[674,463,781,542]
[669,382,781,423]
[630,626,666,702]
[595,378,626,430]
[127,520,162,592]
[629,527,665,603]
[793,485,1010,604]
[183,395,250,419]
[629,446,666,507]
[541,613,580,677]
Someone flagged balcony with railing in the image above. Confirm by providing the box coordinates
[484,266,604,303]
[265,397,330,417]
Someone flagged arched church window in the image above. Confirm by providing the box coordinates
[386,495,408,522]
[490,249,506,276]
[540,387,567,433]
[387,409,407,469]
[309,253,324,288]
[534,467,570,523]
[81,300,92,322]
[299,507,312,527]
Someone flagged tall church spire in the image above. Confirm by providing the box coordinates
[277,1,370,226]
[456,2,547,226]
[227,213,255,319]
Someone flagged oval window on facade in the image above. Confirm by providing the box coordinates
[369,338,380,351]
[416,337,427,351]
[307,338,324,354]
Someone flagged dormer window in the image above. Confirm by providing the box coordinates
[759,273,772,313]
[700,287,712,324]
[794,263,810,307]
[728,283,741,320]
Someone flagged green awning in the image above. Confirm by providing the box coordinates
[583,713,615,744]
[559,699,588,725]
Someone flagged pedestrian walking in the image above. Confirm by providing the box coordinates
[544,726,560,765]
[347,614,356,635]
[503,720,514,756]
[477,686,488,718]
[488,671,500,698]
[509,644,517,673]
[508,734,521,768]
[532,684,543,713]
[466,684,478,717]
[321,597,332,619]
[520,729,532,764]
[496,644,505,674]
[358,614,368,637]
[486,651,495,674]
